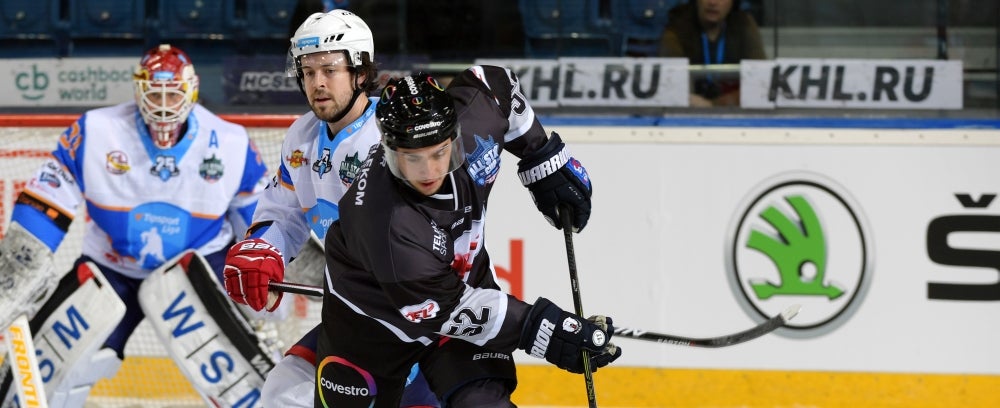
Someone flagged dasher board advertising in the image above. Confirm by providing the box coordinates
[476,58,689,108]
[740,58,963,109]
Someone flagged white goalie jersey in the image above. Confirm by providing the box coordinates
[10,101,269,279]
[247,98,381,263]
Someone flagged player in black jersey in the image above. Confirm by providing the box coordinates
[315,70,622,407]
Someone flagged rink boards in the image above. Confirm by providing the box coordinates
[3,115,999,406]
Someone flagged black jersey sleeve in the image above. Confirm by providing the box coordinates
[447,65,551,159]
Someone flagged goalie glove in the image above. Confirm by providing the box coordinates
[0,222,57,331]
[520,297,622,374]
[224,238,284,312]
[517,132,592,232]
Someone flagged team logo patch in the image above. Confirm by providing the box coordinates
[106,151,131,174]
[199,154,224,182]
[466,135,500,186]
[567,157,591,189]
[38,172,61,188]
[339,152,362,186]
[313,148,333,178]
[400,300,439,323]
[562,316,582,334]
[287,149,308,168]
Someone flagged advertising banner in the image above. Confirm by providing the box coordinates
[740,58,964,109]
[476,58,689,108]
[0,58,135,107]
[483,126,998,374]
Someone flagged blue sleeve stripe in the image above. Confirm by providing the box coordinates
[239,143,269,194]
[11,204,65,252]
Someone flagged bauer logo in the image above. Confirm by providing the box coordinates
[725,172,873,337]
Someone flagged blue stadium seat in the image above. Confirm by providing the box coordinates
[616,0,678,57]
[69,0,145,39]
[519,0,620,58]
[0,0,68,57]
[158,0,238,40]
[245,0,298,40]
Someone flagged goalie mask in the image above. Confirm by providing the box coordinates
[133,44,199,149]
[376,73,465,185]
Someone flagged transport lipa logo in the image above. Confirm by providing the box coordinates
[725,172,873,337]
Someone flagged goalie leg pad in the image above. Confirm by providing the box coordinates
[47,348,122,408]
[139,250,279,408]
[0,260,127,406]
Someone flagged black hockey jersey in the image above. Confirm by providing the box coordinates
[323,65,550,353]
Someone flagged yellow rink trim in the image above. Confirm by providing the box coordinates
[91,357,1000,407]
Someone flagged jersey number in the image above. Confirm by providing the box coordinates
[446,307,491,337]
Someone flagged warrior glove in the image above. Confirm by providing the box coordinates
[517,132,592,232]
[520,297,622,374]
[224,238,284,312]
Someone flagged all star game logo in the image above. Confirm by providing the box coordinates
[467,135,500,186]
[339,152,363,187]
[725,172,873,337]
[199,154,224,182]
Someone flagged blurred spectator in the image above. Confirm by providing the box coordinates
[659,0,766,107]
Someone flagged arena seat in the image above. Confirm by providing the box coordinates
[519,0,621,58]
[68,0,148,56]
[158,0,237,40]
[245,0,298,40]
[616,0,678,57]
[0,0,68,57]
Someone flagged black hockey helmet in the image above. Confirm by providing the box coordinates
[377,73,458,149]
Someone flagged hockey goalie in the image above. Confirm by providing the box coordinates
[0,43,278,408]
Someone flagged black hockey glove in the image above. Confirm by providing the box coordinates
[520,297,622,374]
[517,132,592,232]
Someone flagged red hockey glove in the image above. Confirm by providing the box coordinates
[517,132,592,232]
[520,297,622,374]
[224,238,284,312]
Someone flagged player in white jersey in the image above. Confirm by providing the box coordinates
[221,10,439,407]
[0,44,269,407]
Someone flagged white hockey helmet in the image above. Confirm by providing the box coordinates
[133,44,199,149]
[286,9,374,77]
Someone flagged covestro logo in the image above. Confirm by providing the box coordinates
[725,172,873,337]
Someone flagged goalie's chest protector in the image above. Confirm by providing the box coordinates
[76,103,257,273]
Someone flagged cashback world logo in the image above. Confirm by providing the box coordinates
[725,172,873,337]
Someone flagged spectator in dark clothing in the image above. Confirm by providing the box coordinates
[659,0,766,107]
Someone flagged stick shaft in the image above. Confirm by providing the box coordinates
[559,206,598,408]
[5,314,48,408]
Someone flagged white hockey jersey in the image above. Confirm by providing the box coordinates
[12,101,269,279]
[248,98,380,262]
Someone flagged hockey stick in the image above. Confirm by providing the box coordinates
[4,315,49,407]
[266,281,801,348]
[613,304,800,348]
[558,205,598,408]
